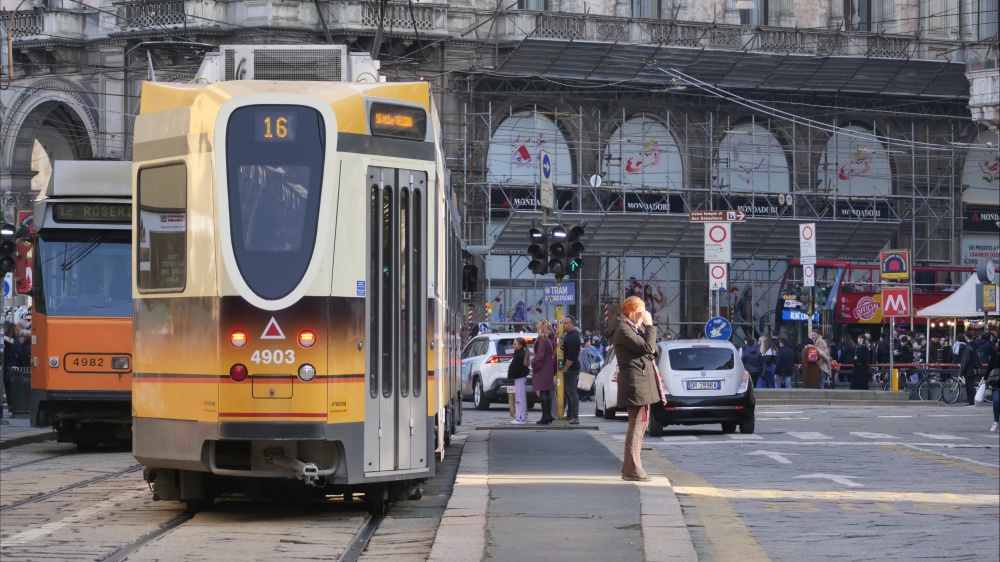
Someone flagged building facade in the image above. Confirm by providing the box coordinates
[2,0,998,335]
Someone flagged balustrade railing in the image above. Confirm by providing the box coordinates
[118,0,187,30]
[1,10,44,37]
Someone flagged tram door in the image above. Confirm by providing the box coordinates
[365,167,428,473]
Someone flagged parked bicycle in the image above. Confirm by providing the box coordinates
[941,373,982,404]
[882,369,942,401]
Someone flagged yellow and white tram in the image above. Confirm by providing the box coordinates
[131,77,463,512]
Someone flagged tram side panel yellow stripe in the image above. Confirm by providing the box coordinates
[132,297,220,422]
[328,297,366,423]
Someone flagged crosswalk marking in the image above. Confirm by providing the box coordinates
[786,432,831,440]
[851,432,898,440]
[913,432,966,440]
[726,433,764,440]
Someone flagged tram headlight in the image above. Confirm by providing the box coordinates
[112,357,130,370]
[230,330,248,348]
[298,364,316,382]
[297,330,316,348]
[230,363,248,382]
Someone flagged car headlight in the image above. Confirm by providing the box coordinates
[737,371,750,393]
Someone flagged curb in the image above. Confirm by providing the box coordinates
[0,431,57,450]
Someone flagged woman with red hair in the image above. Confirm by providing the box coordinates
[612,295,665,482]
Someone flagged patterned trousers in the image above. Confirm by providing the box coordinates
[622,405,650,478]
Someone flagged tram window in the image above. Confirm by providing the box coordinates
[34,232,131,317]
[226,105,324,301]
[137,164,187,292]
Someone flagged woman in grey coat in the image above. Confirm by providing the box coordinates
[612,295,664,482]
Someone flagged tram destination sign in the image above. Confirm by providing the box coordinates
[689,210,747,223]
[53,203,132,224]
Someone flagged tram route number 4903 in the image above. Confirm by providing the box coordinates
[250,349,296,364]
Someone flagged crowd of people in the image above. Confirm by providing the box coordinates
[1,315,33,409]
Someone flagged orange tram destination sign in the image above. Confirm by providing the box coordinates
[689,210,747,223]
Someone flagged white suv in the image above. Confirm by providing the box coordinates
[461,332,538,410]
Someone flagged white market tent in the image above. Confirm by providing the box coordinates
[916,276,999,318]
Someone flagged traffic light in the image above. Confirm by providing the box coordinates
[0,223,16,275]
[548,226,567,278]
[462,264,478,293]
[528,227,548,275]
[567,224,585,275]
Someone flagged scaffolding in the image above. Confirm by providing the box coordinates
[441,66,995,339]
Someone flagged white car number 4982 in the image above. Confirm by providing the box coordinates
[250,349,296,364]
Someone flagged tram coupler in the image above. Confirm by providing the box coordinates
[263,448,322,486]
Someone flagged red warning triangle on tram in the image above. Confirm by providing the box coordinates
[261,317,286,340]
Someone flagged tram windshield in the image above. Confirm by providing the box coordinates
[34,232,132,317]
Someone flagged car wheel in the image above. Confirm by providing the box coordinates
[721,422,737,433]
[456,392,463,426]
[739,418,755,434]
[443,412,452,447]
[603,404,617,420]
[595,401,603,417]
[649,416,664,437]
[527,401,535,410]
[473,379,489,410]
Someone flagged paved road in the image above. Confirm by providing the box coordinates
[462,400,1000,562]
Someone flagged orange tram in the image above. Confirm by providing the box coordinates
[131,64,463,513]
[25,160,134,449]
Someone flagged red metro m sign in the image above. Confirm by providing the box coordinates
[881,288,911,318]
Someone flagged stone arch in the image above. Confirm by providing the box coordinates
[960,128,1000,205]
[486,107,574,187]
[715,119,791,194]
[817,122,893,197]
[604,112,683,190]
[2,79,99,192]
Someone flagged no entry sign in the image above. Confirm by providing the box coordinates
[709,263,728,291]
[704,222,731,263]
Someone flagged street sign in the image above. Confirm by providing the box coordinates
[880,250,910,280]
[803,263,816,287]
[689,210,746,223]
[799,223,816,264]
[981,284,996,312]
[539,150,554,211]
[708,263,728,291]
[703,222,731,263]
[881,287,911,317]
[705,317,732,341]
[543,282,575,305]
[478,322,490,334]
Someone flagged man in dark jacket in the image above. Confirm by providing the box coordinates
[975,333,994,370]
[775,338,796,389]
[959,332,981,406]
[561,315,583,424]
[741,338,763,387]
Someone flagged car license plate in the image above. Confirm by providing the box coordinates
[687,380,720,390]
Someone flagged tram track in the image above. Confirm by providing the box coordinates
[0,452,75,473]
[96,496,386,562]
[0,464,143,513]
[100,512,194,562]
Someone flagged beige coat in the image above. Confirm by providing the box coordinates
[612,315,660,408]
[814,336,832,376]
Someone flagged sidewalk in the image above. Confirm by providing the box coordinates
[0,404,56,450]
[429,421,697,562]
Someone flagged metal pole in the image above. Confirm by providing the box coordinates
[555,304,565,420]
[890,317,897,391]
